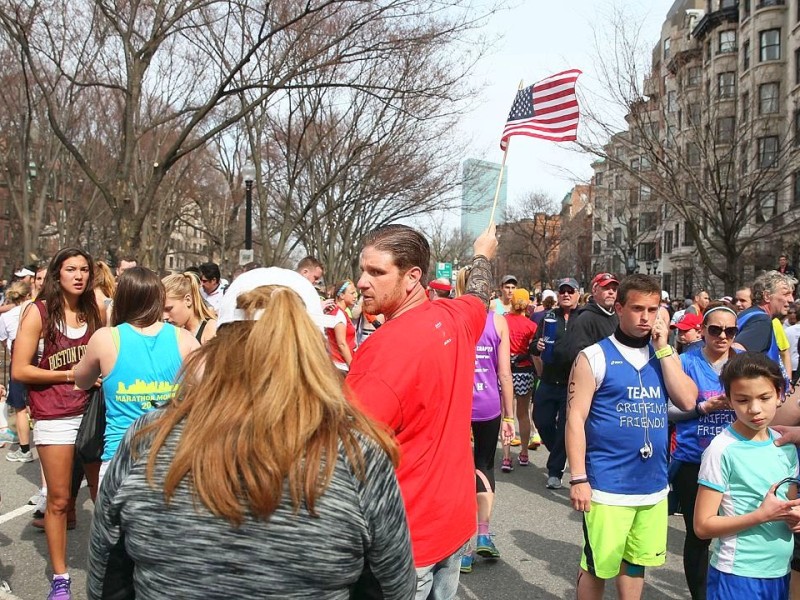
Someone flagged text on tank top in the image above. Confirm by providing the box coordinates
[585,337,668,495]
[472,314,502,421]
[27,300,93,420]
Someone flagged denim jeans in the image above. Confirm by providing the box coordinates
[414,542,468,600]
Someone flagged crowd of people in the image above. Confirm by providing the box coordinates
[0,233,798,600]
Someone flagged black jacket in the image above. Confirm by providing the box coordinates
[565,303,619,366]
[531,307,574,386]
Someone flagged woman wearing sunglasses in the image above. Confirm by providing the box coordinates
[670,301,739,599]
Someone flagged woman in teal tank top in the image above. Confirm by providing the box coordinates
[74,267,200,481]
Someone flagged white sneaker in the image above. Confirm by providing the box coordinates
[35,491,47,514]
[6,449,34,463]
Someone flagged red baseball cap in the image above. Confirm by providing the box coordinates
[428,280,452,292]
[591,272,619,288]
[673,313,702,331]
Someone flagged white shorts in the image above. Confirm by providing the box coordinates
[33,416,83,446]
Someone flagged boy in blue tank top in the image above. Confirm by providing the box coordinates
[566,275,699,600]
[695,352,800,600]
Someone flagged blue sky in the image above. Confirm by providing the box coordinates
[450,0,669,218]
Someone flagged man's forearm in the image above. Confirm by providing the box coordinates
[465,255,492,307]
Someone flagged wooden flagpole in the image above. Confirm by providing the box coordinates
[489,79,524,227]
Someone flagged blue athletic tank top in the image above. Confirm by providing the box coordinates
[472,314,501,422]
[101,323,183,462]
[674,346,737,464]
[586,338,668,495]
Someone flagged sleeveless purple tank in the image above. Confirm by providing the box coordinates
[472,313,502,421]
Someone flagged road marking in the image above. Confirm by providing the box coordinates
[0,504,35,526]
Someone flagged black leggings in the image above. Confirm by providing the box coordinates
[472,416,501,494]
[672,461,709,600]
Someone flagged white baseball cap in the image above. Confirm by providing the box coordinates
[14,268,35,278]
[542,289,557,301]
[217,267,336,330]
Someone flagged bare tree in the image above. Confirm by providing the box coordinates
[497,191,561,289]
[0,0,493,265]
[580,7,800,294]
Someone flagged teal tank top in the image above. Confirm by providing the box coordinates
[101,323,183,462]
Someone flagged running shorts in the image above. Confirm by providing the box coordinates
[707,565,789,600]
[33,415,82,445]
[511,372,533,397]
[5,379,26,410]
[580,499,668,579]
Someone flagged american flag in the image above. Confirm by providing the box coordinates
[500,69,582,150]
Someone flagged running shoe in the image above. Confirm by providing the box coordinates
[546,475,563,490]
[517,453,529,467]
[475,534,500,558]
[35,491,47,514]
[0,578,10,593]
[528,432,542,450]
[509,436,521,447]
[460,552,474,574]
[28,490,41,505]
[6,448,34,463]
[47,576,71,600]
[500,458,513,472]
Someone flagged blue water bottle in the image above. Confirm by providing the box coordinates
[542,313,558,364]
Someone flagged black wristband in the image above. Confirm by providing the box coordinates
[569,478,589,486]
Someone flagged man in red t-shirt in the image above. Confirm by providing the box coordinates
[347,223,497,599]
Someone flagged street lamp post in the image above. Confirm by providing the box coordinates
[242,161,256,251]
[625,248,638,275]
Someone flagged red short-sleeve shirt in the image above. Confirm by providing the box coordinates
[346,295,486,567]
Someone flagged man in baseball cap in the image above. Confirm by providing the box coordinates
[567,273,620,364]
[672,313,703,353]
[493,275,518,314]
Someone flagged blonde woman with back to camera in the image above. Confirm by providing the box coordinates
[162,272,218,344]
[87,267,415,600]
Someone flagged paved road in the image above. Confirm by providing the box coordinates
[0,444,691,599]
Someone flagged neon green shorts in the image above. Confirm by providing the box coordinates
[580,499,668,579]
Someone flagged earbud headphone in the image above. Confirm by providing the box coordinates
[637,370,653,460]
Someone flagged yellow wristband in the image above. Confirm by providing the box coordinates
[502,417,515,423]
[655,346,674,360]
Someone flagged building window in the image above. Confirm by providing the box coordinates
[637,242,657,261]
[758,0,785,6]
[758,82,780,114]
[595,172,603,186]
[593,240,602,255]
[594,219,602,232]
[740,143,749,175]
[664,38,671,60]
[687,143,701,166]
[613,228,622,247]
[639,212,657,232]
[605,233,613,250]
[796,48,800,84]
[717,116,735,144]
[718,72,736,98]
[721,0,738,7]
[742,91,749,122]
[664,230,674,254]
[743,0,751,17]
[755,191,777,223]
[667,90,677,113]
[719,30,737,53]
[795,110,800,146]
[640,185,651,203]
[743,39,750,69]
[641,155,651,170]
[758,136,779,169]
[630,158,640,171]
[794,171,800,206]
[687,66,701,87]
[683,221,694,246]
[688,103,701,126]
[759,29,781,62]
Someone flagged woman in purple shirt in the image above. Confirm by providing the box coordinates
[455,268,514,574]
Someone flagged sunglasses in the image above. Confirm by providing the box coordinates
[706,325,738,338]
[559,288,576,295]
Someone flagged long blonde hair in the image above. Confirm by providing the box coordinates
[162,272,216,321]
[137,285,398,524]
[94,261,116,299]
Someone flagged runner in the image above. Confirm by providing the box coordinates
[162,272,218,344]
[531,277,580,489]
[346,223,497,599]
[75,267,198,483]
[12,248,105,600]
[502,288,539,471]
[566,274,698,600]
[671,302,739,599]
[492,275,516,315]
[87,267,415,599]
[454,268,515,573]
[695,352,800,600]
